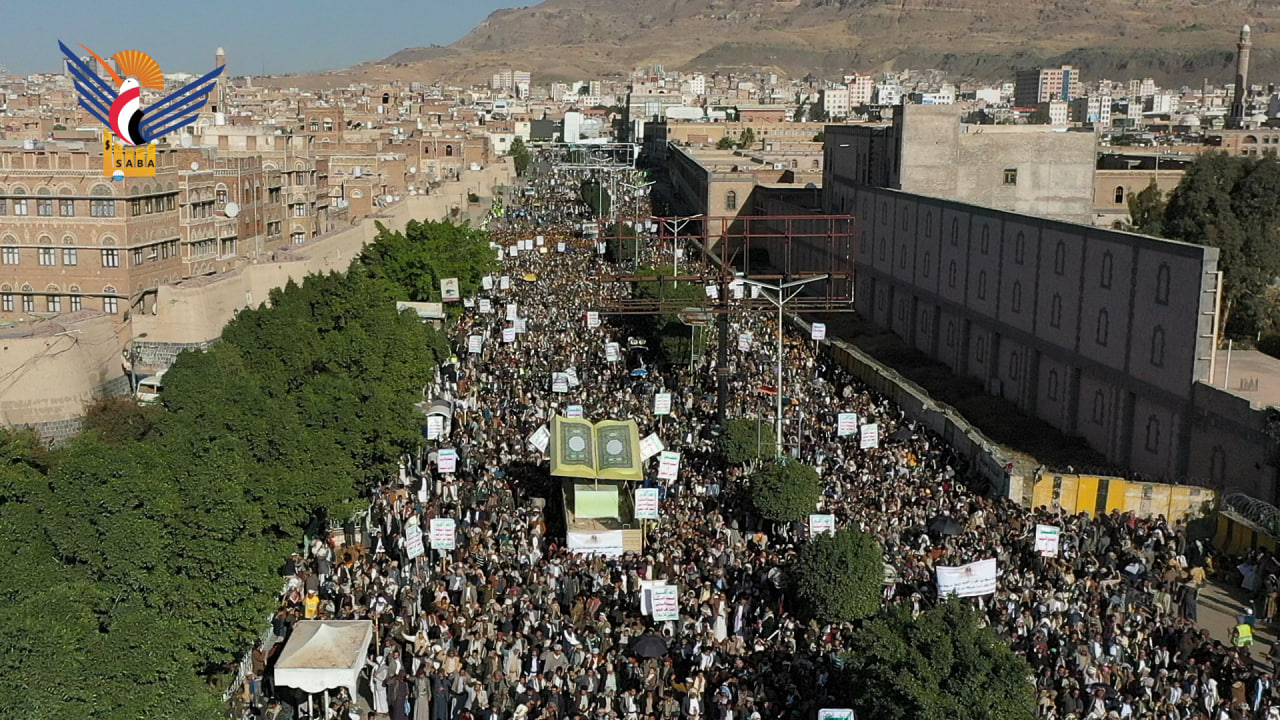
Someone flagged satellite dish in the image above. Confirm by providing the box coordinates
[180,134,193,148]
[224,202,240,218]
[191,162,200,171]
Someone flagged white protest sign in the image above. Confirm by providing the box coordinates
[837,413,859,437]
[528,424,550,453]
[565,404,585,418]
[586,311,601,329]
[809,513,836,537]
[429,518,457,550]
[552,373,570,393]
[479,298,493,314]
[506,303,519,321]
[651,584,680,621]
[502,327,517,343]
[811,323,827,341]
[499,276,511,290]
[557,242,566,253]
[564,367,580,387]
[514,318,528,333]
[730,279,744,300]
[508,246,518,257]
[536,235,545,246]
[737,332,752,352]
[639,433,665,461]
[859,423,881,449]
[657,451,681,481]
[441,278,460,302]
[1035,524,1061,557]
[482,275,494,290]
[936,558,999,598]
[705,285,719,299]
[405,522,425,560]
[468,335,484,354]
[639,579,663,615]
[635,488,660,520]
[654,393,672,416]
[818,710,856,720]
[437,448,458,474]
[605,342,621,362]
[425,415,444,440]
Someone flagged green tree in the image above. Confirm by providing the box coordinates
[82,396,163,444]
[1026,107,1051,125]
[1126,179,1166,235]
[738,128,756,149]
[813,130,826,143]
[807,103,829,122]
[716,136,737,150]
[750,457,822,522]
[360,218,497,303]
[509,136,532,177]
[720,416,776,464]
[793,527,883,622]
[1163,153,1280,337]
[580,178,612,216]
[839,600,1035,720]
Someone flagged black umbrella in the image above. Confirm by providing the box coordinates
[928,515,965,536]
[630,633,668,658]
[889,427,914,442]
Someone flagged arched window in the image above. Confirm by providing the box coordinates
[1054,241,1066,275]
[901,213,908,231]
[1114,186,1125,204]
[1014,231,1025,264]
[879,238,886,261]
[899,245,908,269]
[924,212,933,238]
[922,251,931,278]
[1100,251,1113,289]
[1009,351,1020,380]
[948,260,957,288]
[1092,390,1106,424]
[444,145,454,157]
[1096,308,1110,346]
[881,202,888,224]
[980,225,990,255]
[951,217,959,246]
[1011,281,1022,313]
[309,120,319,132]
[1151,326,1165,367]
[323,117,333,132]
[946,321,955,347]
[1047,369,1059,401]
[725,191,737,211]
[1145,415,1160,453]
[1050,294,1062,328]
[1156,263,1170,305]
[977,270,987,300]
[976,335,987,363]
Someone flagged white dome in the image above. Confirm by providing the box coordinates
[1178,114,1201,126]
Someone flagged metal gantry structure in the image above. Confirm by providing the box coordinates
[591,214,858,431]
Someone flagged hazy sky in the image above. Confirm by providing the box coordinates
[2,0,525,76]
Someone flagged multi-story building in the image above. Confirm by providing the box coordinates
[822,86,850,119]
[848,75,875,107]
[1070,94,1112,127]
[1014,65,1077,107]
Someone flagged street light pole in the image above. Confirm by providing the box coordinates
[740,274,829,457]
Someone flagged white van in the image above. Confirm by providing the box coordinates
[135,370,166,405]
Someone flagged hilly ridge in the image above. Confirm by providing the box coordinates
[301,0,1280,88]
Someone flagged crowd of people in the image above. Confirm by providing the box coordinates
[238,172,1280,720]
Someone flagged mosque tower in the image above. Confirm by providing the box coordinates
[212,47,227,115]
[1229,25,1251,128]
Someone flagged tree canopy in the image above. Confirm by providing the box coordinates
[838,600,1035,720]
[359,218,497,304]
[721,416,776,463]
[0,225,454,718]
[509,136,531,177]
[749,456,822,522]
[793,526,882,622]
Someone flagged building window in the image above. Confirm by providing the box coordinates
[899,245,908,269]
[1151,326,1165,367]
[1145,415,1160,453]
[22,294,34,313]
[445,145,454,157]
[1050,293,1062,328]
[1014,232,1025,264]
[881,202,888,223]
[37,198,53,216]
[292,232,306,244]
[91,199,115,217]
[1011,281,1022,313]
[0,291,11,312]
[725,191,737,210]
[1054,241,1066,275]
[1100,251,1113,289]
[1009,351,1020,380]
[1114,186,1125,205]
[103,296,118,314]
[1156,263,1170,305]
[70,293,81,312]
[62,248,77,266]
[0,199,6,214]
[130,199,142,216]
[38,247,55,266]
[1092,390,1106,424]
[946,321,955,347]
[292,204,306,217]
[2,247,18,265]
[976,336,987,363]
[980,226,990,255]
[951,217,959,246]
[1003,168,1017,185]
[948,260,957,288]
[1047,369,1059,401]
[1096,308,1109,346]
[12,198,27,216]
[60,199,75,216]
[922,251,931,278]
[221,238,236,257]
[101,249,120,268]
[879,239,886,262]
[924,212,933,238]
[977,270,987,300]
[46,295,61,313]
[133,248,144,266]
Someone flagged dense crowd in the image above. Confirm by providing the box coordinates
[241,177,1280,720]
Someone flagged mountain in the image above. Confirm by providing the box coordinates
[298,0,1280,88]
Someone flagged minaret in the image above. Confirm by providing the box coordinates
[1230,25,1251,128]
[212,46,226,114]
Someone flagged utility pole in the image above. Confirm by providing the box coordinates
[716,273,730,428]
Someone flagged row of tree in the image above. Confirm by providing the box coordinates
[0,220,486,718]
[716,425,1034,720]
